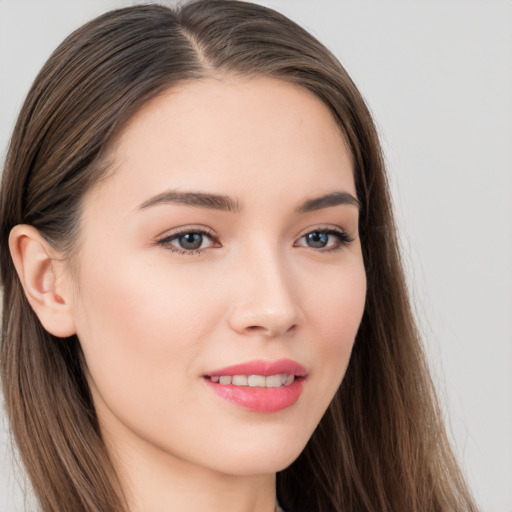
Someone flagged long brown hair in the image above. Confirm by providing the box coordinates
[0,2,477,511]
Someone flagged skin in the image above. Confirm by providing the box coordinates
[11,76,366,512]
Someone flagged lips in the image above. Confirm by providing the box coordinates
[203,359,307,413]
[205,359,307,378]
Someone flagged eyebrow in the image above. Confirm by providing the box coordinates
[137,189,360,213]
[138,190,240,212]
[295,191,360,213]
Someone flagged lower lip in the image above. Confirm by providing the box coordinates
[204,378,305,413]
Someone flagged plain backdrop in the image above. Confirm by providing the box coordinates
[0,1,511,511]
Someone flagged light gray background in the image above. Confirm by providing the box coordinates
[1,1,511,511]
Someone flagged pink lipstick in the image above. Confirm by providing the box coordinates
[203,359,306,413]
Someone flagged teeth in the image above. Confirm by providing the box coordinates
[248,375,266,387]
[209,374,295,388]
[265,375,284,388]
[232,375,248,386]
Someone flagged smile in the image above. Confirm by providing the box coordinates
[208,374,295,387]
[204,359,306,412]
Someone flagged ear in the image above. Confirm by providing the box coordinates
[8,224,77,338]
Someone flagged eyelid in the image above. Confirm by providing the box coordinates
[155,224,216,240]
[294,225,354,250]
[155,225,220,255]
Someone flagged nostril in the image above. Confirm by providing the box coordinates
[246,325,263,331]
[245,324,297,336]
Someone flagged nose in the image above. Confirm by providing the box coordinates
[227,248,304,338]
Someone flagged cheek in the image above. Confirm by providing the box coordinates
[78,257,215,342]
[303,258,366,382]
[310,255,366,331]
[72,258,222,398]
[72,258,224,446]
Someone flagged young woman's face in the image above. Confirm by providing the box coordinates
[69,77,366,480]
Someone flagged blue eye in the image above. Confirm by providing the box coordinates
[157,229,217,254]
[157,226,352,255]
[297,229,353,250]
[177,232,204,250]
[305,231,329,248]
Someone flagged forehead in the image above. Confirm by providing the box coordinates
[86,76,355,212]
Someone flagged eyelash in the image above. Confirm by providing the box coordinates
[156,227,354,255]
[294,228,354,252]
[156,228,219,256]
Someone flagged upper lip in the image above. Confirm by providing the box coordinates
[205,358,307,377]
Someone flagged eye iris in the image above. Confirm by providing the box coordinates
[306,231,328,248]
[179,233,203,250]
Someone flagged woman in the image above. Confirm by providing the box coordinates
[0,1,477,511]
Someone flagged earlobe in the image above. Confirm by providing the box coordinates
[8,225,77,338]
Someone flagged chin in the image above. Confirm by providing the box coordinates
[207,433,309,477]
